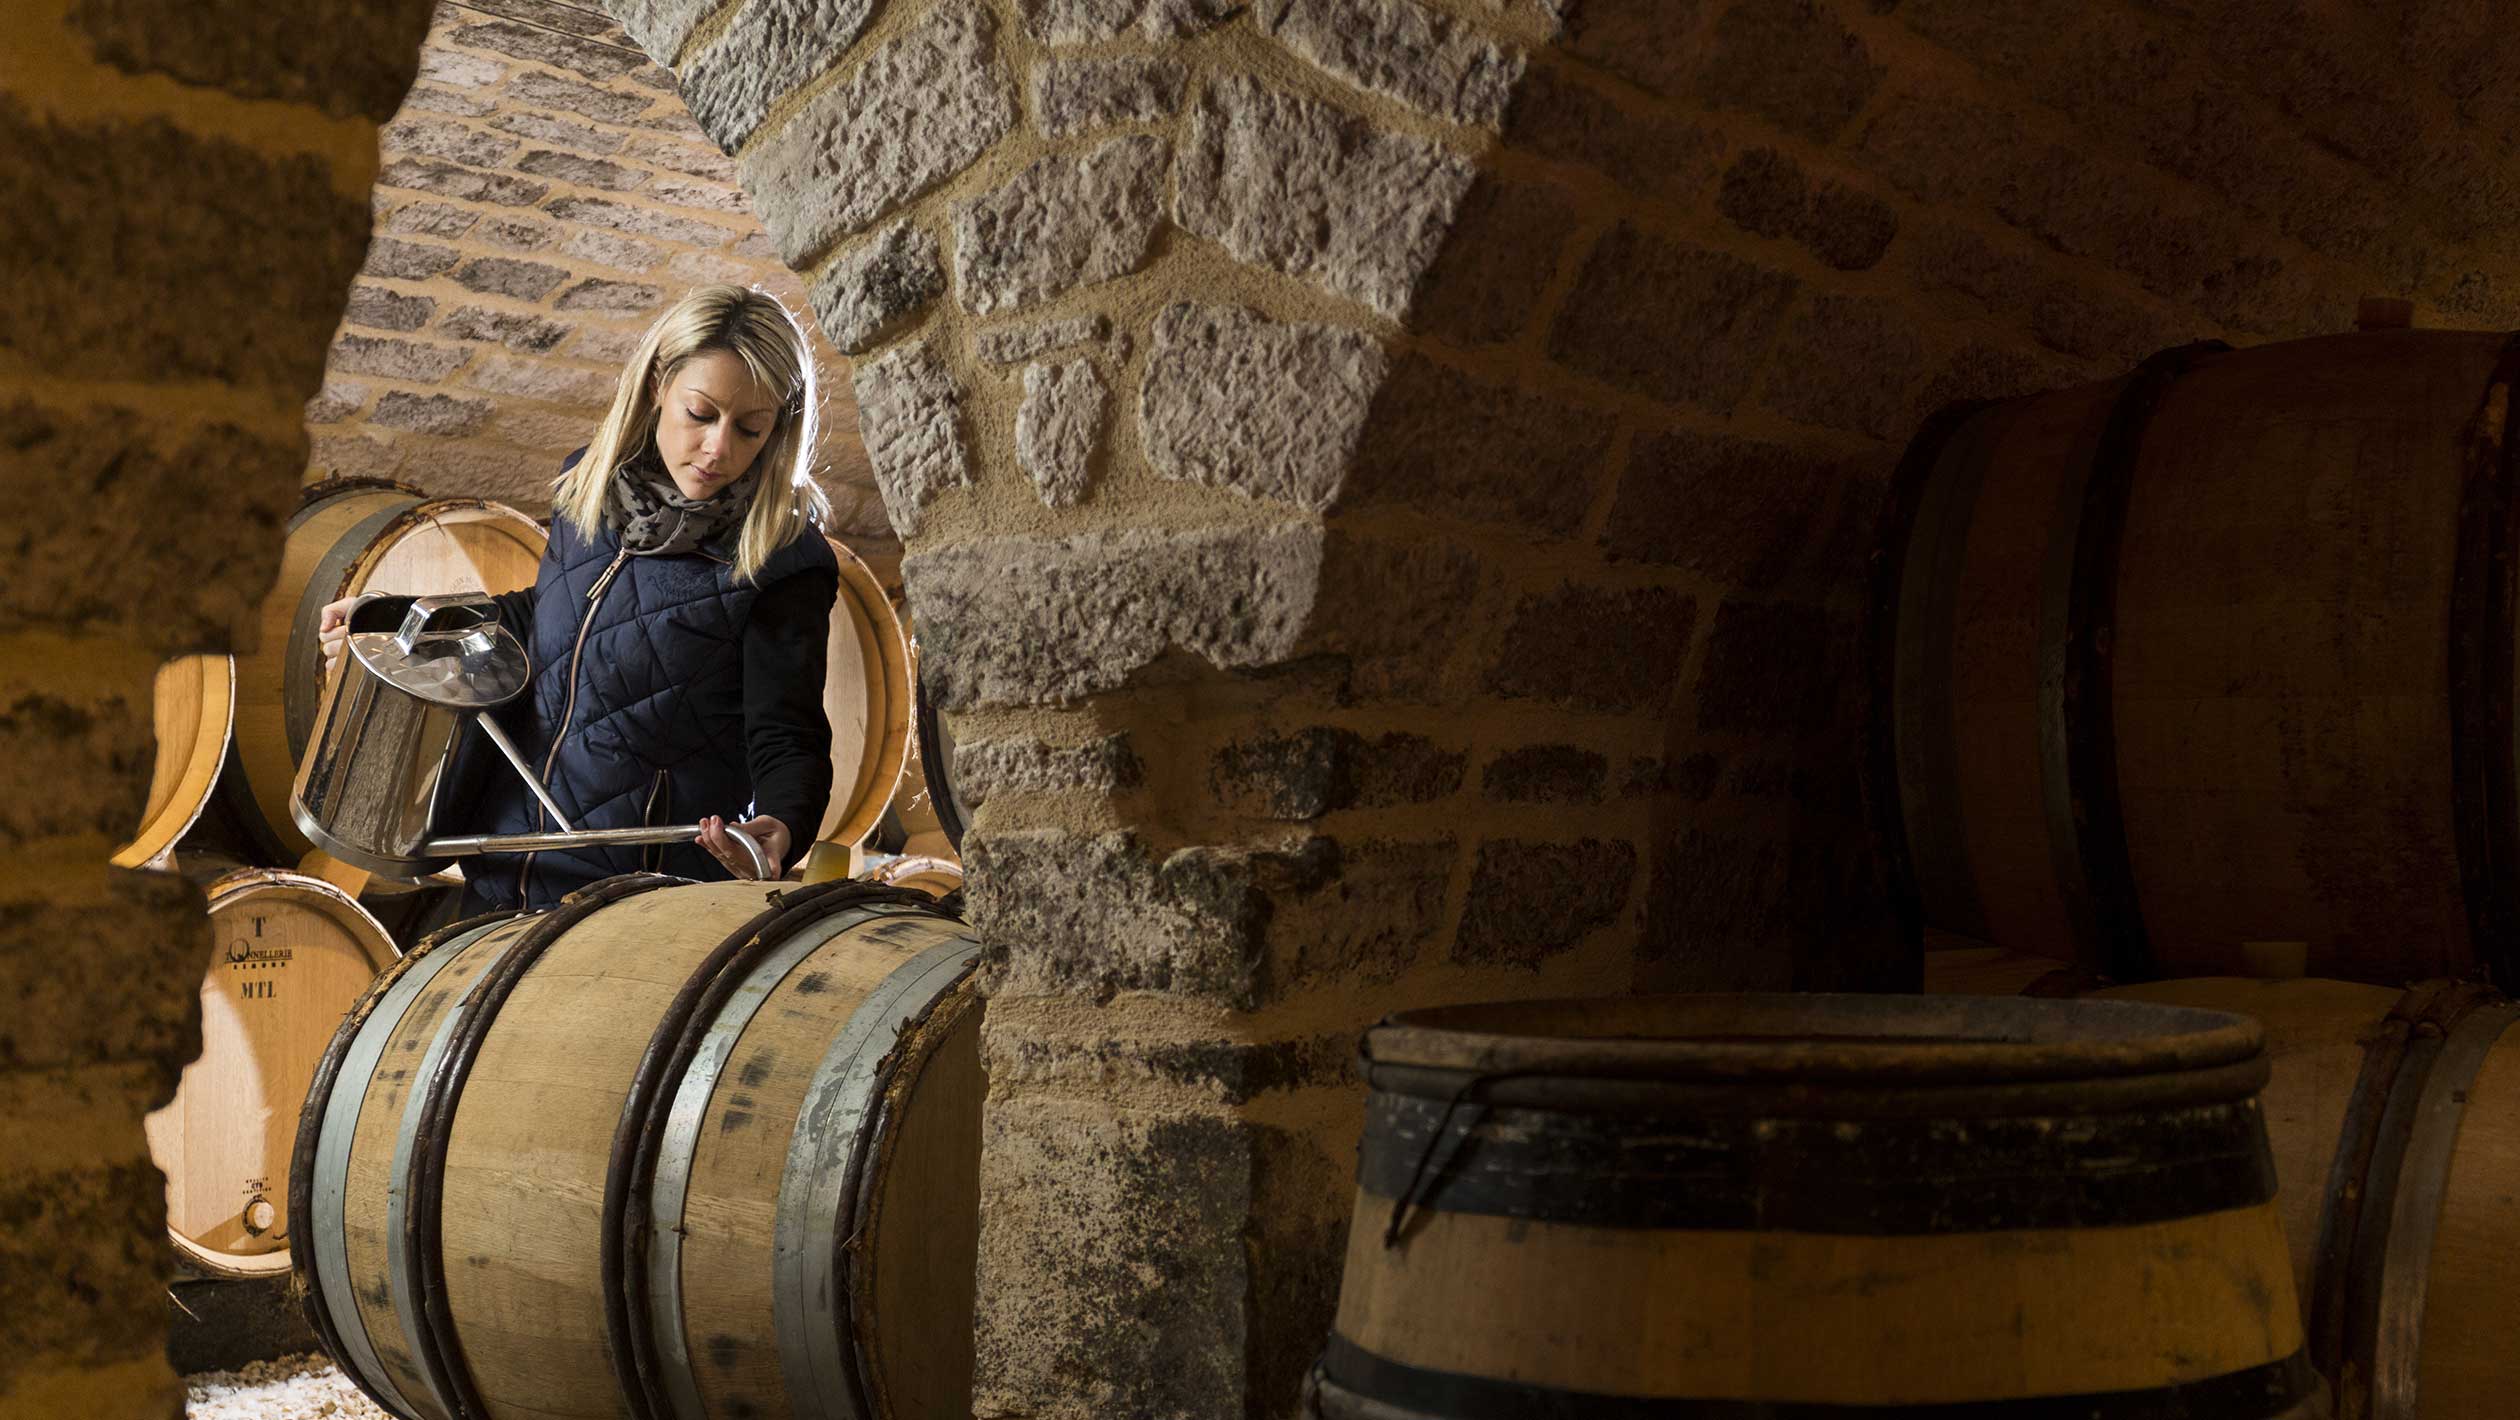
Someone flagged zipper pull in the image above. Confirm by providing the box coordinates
[586,550,628,603]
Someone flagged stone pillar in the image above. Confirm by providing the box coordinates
[0,3,431,1414]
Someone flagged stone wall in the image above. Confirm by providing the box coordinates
[308,0,890,543]
[615,0,2520,1415]
[0,1,432,1413]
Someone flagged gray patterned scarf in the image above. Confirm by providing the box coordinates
[606,453,758,557]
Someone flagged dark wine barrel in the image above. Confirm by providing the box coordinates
[1926,954,2520,1420]
[292,878,983,1420]
[1313,994,2319,1417]
[1870,329,2520,989]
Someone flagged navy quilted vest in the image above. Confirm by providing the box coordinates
[462,511,836,911]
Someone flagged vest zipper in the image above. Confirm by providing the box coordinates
[519,546,631,905]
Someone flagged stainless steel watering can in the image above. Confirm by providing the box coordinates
[290,594,768,883]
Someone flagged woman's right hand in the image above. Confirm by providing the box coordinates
[317,595,364,676]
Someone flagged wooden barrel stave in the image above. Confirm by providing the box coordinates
[114,653,235,869]
[1317,994,2319,1417]
[819,536,911,851]
[296,879,980,1420]
[1879,329,2520,988]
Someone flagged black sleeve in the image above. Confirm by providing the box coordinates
[743,569,838,849]
[488,586,535,634]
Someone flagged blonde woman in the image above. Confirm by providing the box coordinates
[318,285,837,911]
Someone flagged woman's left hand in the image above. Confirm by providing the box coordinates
[698,814,791,880]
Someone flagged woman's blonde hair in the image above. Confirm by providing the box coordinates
[554,283,832,583]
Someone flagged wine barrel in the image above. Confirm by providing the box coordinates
[913,672,968,852]
[817,537,911,851]
[222,479,545,864]
[145,868,397,1278]
[870,854,962,900]
[293,878,982,1420]
[1314,994,2319,1417]
[111,652,235,869]
[1922,955,2520,1418]
[1871,329,2520,989]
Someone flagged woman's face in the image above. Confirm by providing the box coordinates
[652,349,781,501]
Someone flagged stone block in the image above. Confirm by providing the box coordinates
[367,237,462,281]
[1486,582,1695,714]
[0,404,297,650]
[1273,837,1455,985]
[1480,744,1607,803]
[66,0,432,120]
[1505,66,1725,204]
[1703,0,1880,142]
[1018,0,1235,43]
[305,377,370,424]
[0,1150,187,1382]
[648,175,749,213]
[1347,354,1612,535]
[506,70,657,124]
[1016,359,1109,507]
[1031,54,1189,137]
[453,19,644,80]
[905,525,1321,709]
[1557,0,1702,95]
[309,430,406,481]
[346,284,435,333]
[563,227,671,273]
[971,1104,1257,1418]
[1208,727,1465,819]
[1914,341,2077,417]
[1602,428,1836,588]
[373,391,494,437]
[331,333,471,382]
[514,149,648,190]
[620,132,739,182]
[452,256,569,300]
[419,49,506,89]
[1453,837,1636,967]
[953,734,1142,804]
[381,156,550,206]
[1854,92,2020,207]
[984,1031,1354,1105]
[1409,171,1581,348]
[493,109,628,153]
[854,341,975,535]
[1175,73,1477,320]
[1694,598,1845,733]
[0,684,150,851]
[408,83,498,117]
[569,323,649,364]
[740,0,1017,265]
[974,314,1109,365]
[1905,217,2044,319]
[555,278,664,313]
[383,199,480,238]
[1718,148,1897,272]
[1138,303,1386,510]
[543,195,734,247]
[1311,529,1491,702]
[609,0,720,61]
[809,221,944,355]
[1623,751,1720,801]
[682,0,880,150]
[953,135,1168,315]
[475,213,562,251]
[383,115,519,170]
[1262,0,1525,127]
[464,353,621,405]
[1759,293,1928,440]
[0,99,375,393]
[1549,224,1799,412]
[965,830,1279,1003]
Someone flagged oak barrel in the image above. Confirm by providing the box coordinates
[1871,329,2520,989]
[111,652,235,869]
[222,479,546,863]
[1314,994,2318,1417]
[145,868,398,1278]
[292,877,983,1420]
[817,536,912,851]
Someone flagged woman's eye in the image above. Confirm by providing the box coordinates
[740,426,767,440]
[686,408,711,421]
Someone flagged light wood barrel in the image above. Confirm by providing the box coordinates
[870,854,962,900]
[1923,955,2520,1418]
[222,479,545,863]
[145,868,397,1279]
[1872,330,2520,990]
[112,653,236,869]
[292,878,983,1420]
[1315,994,2318,1418]
[818,536,911,850]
